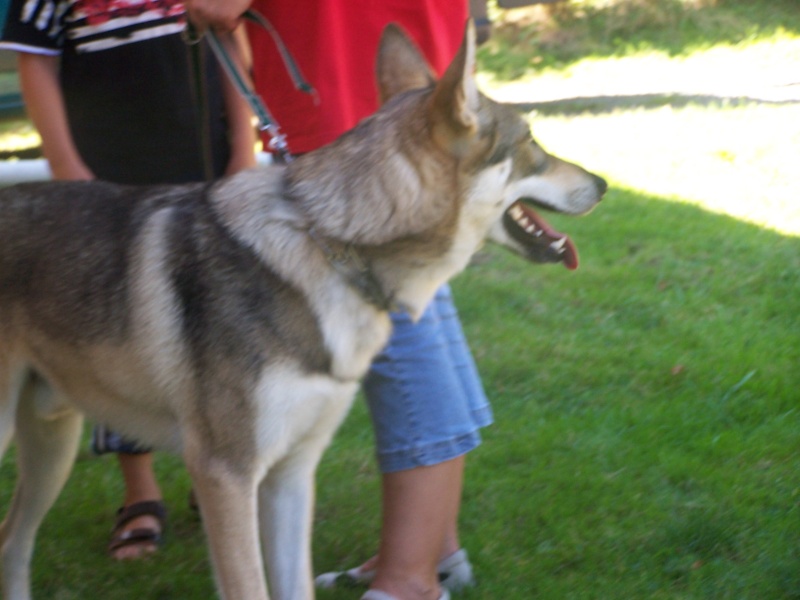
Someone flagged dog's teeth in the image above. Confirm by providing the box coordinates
[535,230,543,237]
[525,224,537,234]
[550,237,567,252]
[509,205,525,220]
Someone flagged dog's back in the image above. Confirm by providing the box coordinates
[0,177,337,446]
[1,181,160,341]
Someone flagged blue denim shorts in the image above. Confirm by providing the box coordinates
[363,285,493,473]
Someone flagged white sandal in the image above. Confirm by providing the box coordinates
[437,548,475,590]
[316,548,474,591]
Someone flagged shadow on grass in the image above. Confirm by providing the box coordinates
[454,192,799,471]
[451,184,799,596]
[0,186,798,599]
[0,146,40,160]
[509,92,800,116]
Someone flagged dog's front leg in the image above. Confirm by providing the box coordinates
[259,443,331,600]
[185,453,269,600]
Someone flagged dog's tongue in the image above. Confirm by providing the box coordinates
[503,201,580,270]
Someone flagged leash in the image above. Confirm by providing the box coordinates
[184,9,317,165]
[184,23,214,179]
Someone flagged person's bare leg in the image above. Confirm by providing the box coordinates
[110,452,164,560]
[356,516,460,575]
[438,469,463,561]
[369,455,465,600]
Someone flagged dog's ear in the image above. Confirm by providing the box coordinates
[429,20,480,149]
[376,23,436,105]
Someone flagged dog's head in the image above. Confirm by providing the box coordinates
[283,21,606,316]
[376,21,607,270]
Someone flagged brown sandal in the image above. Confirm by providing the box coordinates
[107,500,167,558]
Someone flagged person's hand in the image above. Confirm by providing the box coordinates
[183,0,251,32]
[225,147,258,176]
[49,160,95,181]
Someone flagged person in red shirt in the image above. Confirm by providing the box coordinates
[187,3,488,599]
[245,2,467,153]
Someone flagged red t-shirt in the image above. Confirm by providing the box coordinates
[247,0,467,154]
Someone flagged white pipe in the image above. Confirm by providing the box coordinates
[0,158,51,185]
[0,153,273,186]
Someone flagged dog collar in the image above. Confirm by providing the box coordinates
[308,228,396,311]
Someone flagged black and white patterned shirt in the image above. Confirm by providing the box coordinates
[1,0,186,55]
[0,0,231,184]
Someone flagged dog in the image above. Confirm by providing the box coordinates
[0,21,605,600]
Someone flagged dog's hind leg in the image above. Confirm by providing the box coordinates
[0,374,83,600]
[0,368,20,463]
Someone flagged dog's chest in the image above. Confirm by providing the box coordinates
[251,364,361,465]
[317,299,392,382]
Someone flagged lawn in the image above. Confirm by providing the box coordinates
[1,1,798,598]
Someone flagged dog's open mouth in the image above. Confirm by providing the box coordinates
[503,200,580,270]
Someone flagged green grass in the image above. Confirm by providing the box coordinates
[0,118,37,158]
[2,0,799,597]
[523,102,800,236]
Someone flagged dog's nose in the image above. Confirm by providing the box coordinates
[592,174,608,198]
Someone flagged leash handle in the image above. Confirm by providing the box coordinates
[205,9,317,163]
[242,10,317,98]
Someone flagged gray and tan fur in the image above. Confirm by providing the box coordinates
[0,22,605,600]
